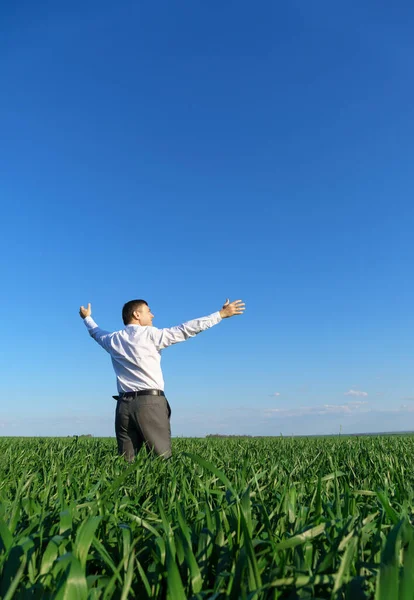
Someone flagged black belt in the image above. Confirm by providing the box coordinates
[113,389,165,400]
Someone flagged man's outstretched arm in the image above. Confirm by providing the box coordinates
[79,303,113,352]
[149,299,245,351]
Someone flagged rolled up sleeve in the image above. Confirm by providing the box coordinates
[83,316,113,353]
[149,312,222,351]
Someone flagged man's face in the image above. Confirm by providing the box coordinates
[139,304,154,326]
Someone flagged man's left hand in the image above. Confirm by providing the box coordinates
[79,303,92,319]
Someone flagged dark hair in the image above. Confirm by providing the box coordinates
[122,299,148,325]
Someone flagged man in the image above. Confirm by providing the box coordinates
[79,298,245,460]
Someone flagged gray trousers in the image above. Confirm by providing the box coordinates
[115,395,172,461]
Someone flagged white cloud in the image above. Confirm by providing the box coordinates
[269,392,281,397]
[398,404,414,412]
[346,400,368,406]
[176,403,414,436]
[263,400,371,419]
[345,389,368,397]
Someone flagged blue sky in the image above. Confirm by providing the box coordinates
[1,1,414,437]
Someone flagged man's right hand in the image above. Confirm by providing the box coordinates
[219,299,245,319]
[79,303,92,319]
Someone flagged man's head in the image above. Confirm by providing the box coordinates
[122,300,154,326]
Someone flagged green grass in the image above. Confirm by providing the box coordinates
[1,435,414,599]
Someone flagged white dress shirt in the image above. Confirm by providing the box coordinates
[83,312,222,393]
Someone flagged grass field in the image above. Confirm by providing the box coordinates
[1,435,414,599]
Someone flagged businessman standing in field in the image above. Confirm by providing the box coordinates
[79,298,245,461]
